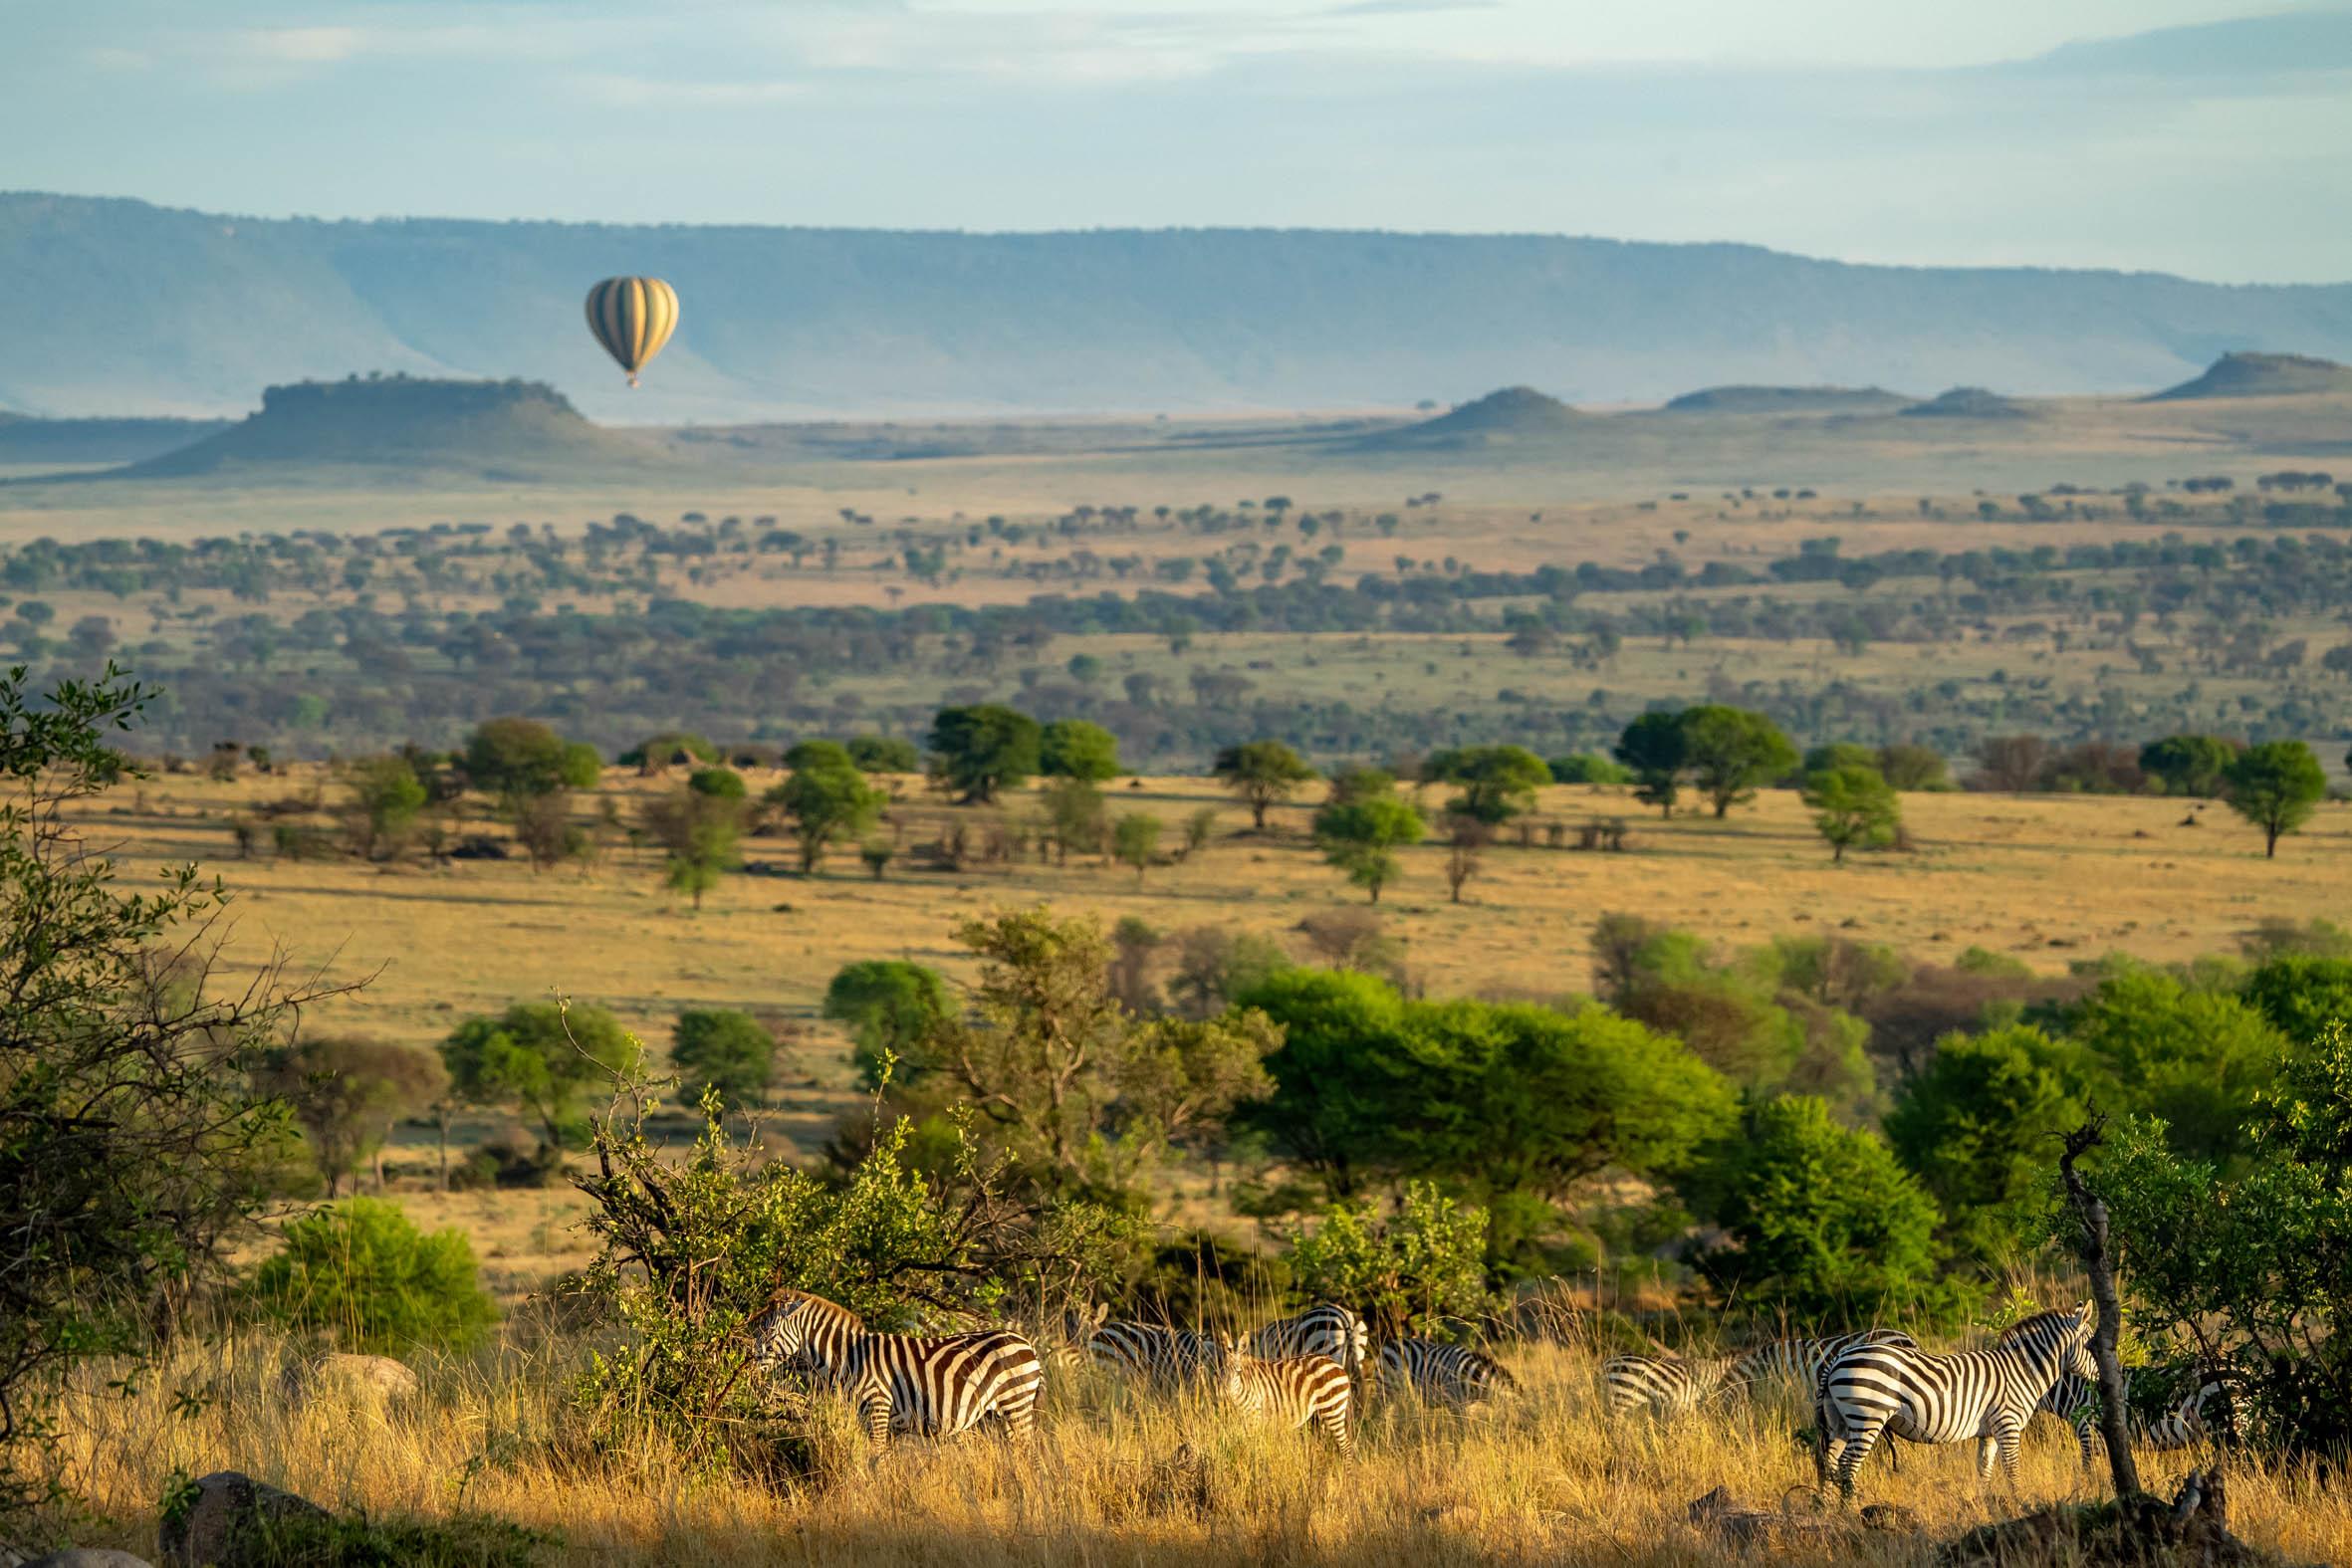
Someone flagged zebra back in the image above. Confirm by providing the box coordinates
[1732,1328,1918,1401]
[1378,1337,1515,1408]
[1080,1318,1224,1391]
[746,1287,866,1378]
[1601,1352,1734,1417]
[839,1329,1046,1448]
[1250,1303,1368,1373]
[1221,1340,1355,1454]
[2039,1364,2220,1465]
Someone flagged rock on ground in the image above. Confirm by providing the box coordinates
[279,1353,418,1409]
[157,1471,328,1568]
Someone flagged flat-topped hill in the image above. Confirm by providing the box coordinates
[2149,351,2352,401]
[117,374,643,480]
[1900,386,2034,420]
[1663,384,1911,414]
[1359,386,1580,450]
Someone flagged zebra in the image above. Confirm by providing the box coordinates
[2036,1365,2223,1467]
[1600,1352,1738,1418]
[1064,1309,1225,1393]
[1813,1302,2097,1501]
[1250,1303,1369,1375]
[746,1289,1045,1450]
[1218,1337,1356,1454]
[1726,1329,1919,1404]
[1376,1337,1517,1410]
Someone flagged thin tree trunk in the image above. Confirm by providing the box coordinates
[2059,1115,2144,1499]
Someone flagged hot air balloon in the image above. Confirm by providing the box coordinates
[584,277,679,387]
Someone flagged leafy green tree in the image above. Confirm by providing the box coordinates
[926,704,1042,803]
[2240,956,2352,1040]
[1042,777,1107,861]
[1214,740,1318,830]
[783,739,855,774]
[2224,740,2328,858]
[622,731,718,771]
[686,766,746,800]
[1885,1026,2088,1264]
[1801,743,1876,777]
[249,1198,496,1354]
[1112,811,1162,884]
[1311,793,1425,902]
[1546,752,1632,785]
[640,778,746,908]
[845,735,921,774]
[823,960,954,1090]
[1286,1183,1492,1338]
[1803,765,1901,862]
[343,755,427,861]
[2138,734,2240,797]
[0,665,332,1507]
[1040,719,1122,782]
[2060,969,2288,1164]
[1613,711,1689,816]
[1424,744,1550,824]
[463,718,596,805]
[1681,1095,1947,1323]
[440,1001,643,1151]
[1875,744,1953,791]
[670,1009,777,1111]
[259,1036,447,1197]
[769,758,884,874]
[1677,705,1798,818]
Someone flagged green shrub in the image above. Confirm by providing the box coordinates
[1286,1181,1490,1338]
[1885,1025,2089,1264]
[157,1492,551,1568]
[249,1198,496,1353]
[671,1008,776,1110]
[1546,752,1632,786]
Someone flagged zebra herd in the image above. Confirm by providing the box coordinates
[744,1289,2217,1502]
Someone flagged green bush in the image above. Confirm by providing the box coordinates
[1286,1181,1490,1337]
[440,1002,642,1151]
[823,959,953,1089]
[2240,955,2352,1041]
[157,1493,551,1568]
[671,1008,777,1110]
[1546,752,1632,786]
[249,1198,496,1353]
[1885,1025,2088,1264]
[2058,968,2288,1164]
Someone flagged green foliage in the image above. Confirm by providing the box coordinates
[2059,968,2288,1164]
[1286,1182,1492,1337]
[2223,739,2328,857]
[259,1036,447,1197]
[620,730,717,769]
[783,739,855,773]
[1874,743,1952,791]
[343,756,426,861]
[1041,777,1107,860]
[1613,711,1688,815]
[638,780,745,908]
[167,1504,552,1568]
[2138,733,2240,797]
[845,734,920,774]
[1311,792,1425,902]
[1235,969,1734,1261]
[1039,719,1121,782]
[1546,752,1632,786]
[1800,743,1877,777]
[769,758,883,875]
[2240,955,2352,1040]
[1677,706,1798,817]
[1424,744,1551,824]
[1885,1026,2088,1264]
[670,1009,777,1111]
[1213,740,1318,829]
[926,704,1042,803]
[1682,1095,1951,1324]
[440,1002,643,1150]
[823,960,953,1090]
[249,1198,496,1353]
[1802,764,1901,862]
[686,766,746,799]
[1112,811,1162,883]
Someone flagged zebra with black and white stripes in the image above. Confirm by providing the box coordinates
[1726,1329,1919,1404]
[1250,1303,1369,1375]
[2037,1364,2222,1467]
[1813,1302,2097,1501]
[1377,1337,1517,1409]
[1600,1351,1737,1418]
[747,1289,1045,1450]
[1218,1337,1356,1454]
[1067,1311,1225,1393]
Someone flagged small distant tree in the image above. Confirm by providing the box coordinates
[783,739,854,774]
[1803,765,1901,863]
[640,780,746,908]
[510,790,588,872]
[1213,740,1318,830]
[1424,745,1549,824]
[342,755,426,862]
[1972,734,2049,793]
[440,1001,642,1152]
[1040,719,1122,782]
[670,1009,777,1111]
[1177,805,1219,861]
[622,731,717,772]
[1547,752,1632,786]
[823,960,954,1089]
[859,839,895,879]
[845,735,921,774]
[927,704,1042,803]
[463,717,597,808]
[1874,743,1952,791]
[1614,711,1688,816]
[2223,740,2328,858]
[1442,815,1488,904]
[2138,734,2240,797]
[769,758,884,874]
[1312,793,1426,903]
[1043,777,1107,862]
[1112,811,1163,884]
[1676,705,1798,818]
[259,1036,447,1196]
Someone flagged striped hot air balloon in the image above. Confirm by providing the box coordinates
[584,276,679,387]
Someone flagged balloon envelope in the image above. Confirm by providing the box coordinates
[584,277,679,385]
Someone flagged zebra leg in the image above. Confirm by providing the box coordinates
[859,1389,894,1453]
[1975,1436,1998,1478]
[997,1382,1041,1443]
[1832,1418,1885,1505]
[1990,1414,2024,1492]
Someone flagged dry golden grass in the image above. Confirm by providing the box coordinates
[43,1334,2350,1566]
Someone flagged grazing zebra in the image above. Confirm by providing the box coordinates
[2036,1365,2222,1467]
[1066,1311,1225,1393]
[1600,1352,1737,1418]
[746,1289,1044,1450]
[1813,1303,2096,1501]
[1250,1304,1369,1375]
[1377,1337,1517,1409]
[1218,1338,1356,1454]
[1728,1329,1919,1403]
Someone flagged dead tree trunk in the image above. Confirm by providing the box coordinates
[2059,1113,2143,1499]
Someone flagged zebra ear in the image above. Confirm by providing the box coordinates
[2075,1298,2095,1323]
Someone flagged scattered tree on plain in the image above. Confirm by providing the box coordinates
[1803,764,1901,862]
[1213,740,1317,830]
[2223,739,2327,857]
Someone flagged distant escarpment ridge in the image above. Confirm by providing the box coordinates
[1663,385,1911,414]
[2148,351,2352,401]
[6,193,2352,420]
[111,374,652,481]
[0,411,231,466]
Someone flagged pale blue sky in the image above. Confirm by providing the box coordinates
[5,0,2350,281]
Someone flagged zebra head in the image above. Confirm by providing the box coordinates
[1212,1331,1251,1399]
[745,1292,837,1378]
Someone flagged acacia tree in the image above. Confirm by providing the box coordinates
[2224,740,2327,858]
[441,1001,642,1153]
[1040,720,1121,782]
[260,1035,447,1196]
[1425,745,1549,825]
[1312,793,1426,903]
[1803,765,1901,863]
[1214,740,1317,831]
[769,754,883,875]
[1614,711,1688,816]
[639,771,747,907]
[1676,706,1798,818]
[1112,811,1162,884]
[927,704,1042,803]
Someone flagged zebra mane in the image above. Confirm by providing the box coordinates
[1994,1306,2083,1343]
[758,1285,862,1323]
